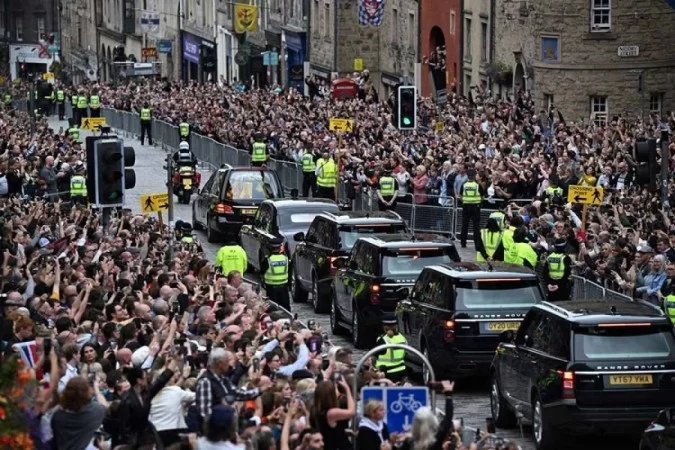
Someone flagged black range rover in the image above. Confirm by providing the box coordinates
[397,262,544,380]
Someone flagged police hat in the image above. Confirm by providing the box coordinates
[381,312,397,326]
[553,238,566,249]
[179,222,193,232]
[268,238,284,250]
[467,169,477,178]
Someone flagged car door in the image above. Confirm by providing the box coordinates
[335,242,360,318]
[208,170,227,223]
[197,172,217,224]
[295,219,320,288]
[404,271,433,355]
[240,205,263,262]
[507,311,546,411]
[346,242,374,322]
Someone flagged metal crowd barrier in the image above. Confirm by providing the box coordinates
[242,276,307,329]
[569,274,634,302]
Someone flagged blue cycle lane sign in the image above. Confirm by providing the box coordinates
[360,386,430,433]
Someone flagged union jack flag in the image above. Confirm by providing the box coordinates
[12,340,38,368]
[358,0,386,27]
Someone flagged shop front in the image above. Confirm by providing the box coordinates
[182,32,200,81]
[283,29,306,92]
[10,44,57,81]
[264,31,281,86]
[200,38,217,83]
[182,31,217,83]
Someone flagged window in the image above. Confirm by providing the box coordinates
[289,0,295,18]
[222,171,281,200]
[480,21,488,61]
[313,0,319,35]
[323,3,329,37]
[591,0,611,32]
[123,0,135,35]
[0,2,5,38]
[392,9,398,43]
[337,224,407,251]
[408,13,415,47]
[381,248,459,276]
[449,11,455,34]
[574,326,675,361]
[464,74,472,93]
[455,279,542,310]
[590,96,607,126]
[650,93,663,114]
[464,18,472,59]
[544,93,554,111]
[15,15,23,41]
[278,205,340,228]
[36,14,45,38]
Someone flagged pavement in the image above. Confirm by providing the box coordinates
[47,116,640,450]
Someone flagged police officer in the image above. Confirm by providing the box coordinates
[140,103,153,145]
[3,91,12,107]
[89,90,101,117]
[459,169,482,249]
[374,313,408,383]
[662,284,675,325]
[315,151,337,200]
[501,213,523,257]
[251,134,267,167]
[55,86,65,120]
[174,221,198,245]
[173,141,198,169]
[376,164,398,211]
[215,236,248,277]
[300,149,317,197]
[178,118,191,144]
[261,239,291,311]
[77,91,89,124]
[70,91,79,123]
[543,175,564,205]
[69,163,87,205]
[476,217,504,262]
[489,207,506,231]
[505,226,538,269]
[543,238,572,301]
[68,123,81,143]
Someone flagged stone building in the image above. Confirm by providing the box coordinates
[419,0,460,98]
[462,0,492,96]
[308,0,419,98]
[494,0,675,122]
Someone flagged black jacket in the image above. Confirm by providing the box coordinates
[357,421,390,449]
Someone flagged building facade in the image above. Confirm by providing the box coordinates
[462,0,492,96]
[419,0,460,98]
[308,0,419,98]
[494,0,675,121]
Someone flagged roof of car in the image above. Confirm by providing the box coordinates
[217,165,272,172]
[318,210,406,224]
[263,198,339,209]
[536,300,667,325]
[359,233,456,248]
[425,262,538,280]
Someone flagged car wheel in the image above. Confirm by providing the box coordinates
[192,204,202,230]
[533,394,559,450]
[490,373,517,428]
[290,264,308,303]
[330,292,347,335]
[311,276,329,313]
[352,306,367,349]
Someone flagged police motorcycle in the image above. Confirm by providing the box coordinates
[173,142,201,204]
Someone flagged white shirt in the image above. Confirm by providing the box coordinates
[149,385,196,431]
[196,438,245,450]
[394,171,410,197]
[58,363,78,394]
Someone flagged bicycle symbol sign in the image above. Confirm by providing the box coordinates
[361,386,430,434]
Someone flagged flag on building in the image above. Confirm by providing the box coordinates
[234,3,258,33]
[12,340,38,368]
[358,0,386,26]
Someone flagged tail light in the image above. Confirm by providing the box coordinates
[443,320,455,342]
[328,256,338,276]
[215,203,234,214]
[557,370,575,399]
[370,284,381,305]
[195,172,202,184]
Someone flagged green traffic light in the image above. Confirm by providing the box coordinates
[403,118,411,126]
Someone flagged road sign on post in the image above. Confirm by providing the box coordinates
[567,185,604,205]
[329,118,354,132]
[140,193,169,213]
[361,386,429,434]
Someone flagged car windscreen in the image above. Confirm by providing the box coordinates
[222,171,281,201]
[338,224,407,250]
[573,325,675,361]
[382,247,459,276]
[455,279,542,310]
[278,205,339,229]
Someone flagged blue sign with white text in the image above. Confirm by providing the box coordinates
[361,386,429,434]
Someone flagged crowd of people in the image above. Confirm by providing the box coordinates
[0,89,523,450]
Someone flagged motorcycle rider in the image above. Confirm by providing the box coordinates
[173,141,198,169]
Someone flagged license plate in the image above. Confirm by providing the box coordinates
[608,374,653,385]
[183,179,192,188]
[241,208,257,215]
[485,321,521,332]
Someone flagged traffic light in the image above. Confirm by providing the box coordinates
[634,138,658,190]
[85,137,136,206]
[397,86,417,130]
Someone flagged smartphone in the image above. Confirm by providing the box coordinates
[206,339,213,353]
[332,372,342,383]
[308,335,322,353]
[307,319,316,331]
[486,417,496,434]
[43,338,52,355]
[252,357,260,372]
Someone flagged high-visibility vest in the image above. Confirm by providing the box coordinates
[70,175,87,196]
[215,245,247,275]
[181,236,194,244]
[316,158,336,188]
[506,242,537,267]
[477,229,502,262]
[89,95,100,108]
[301,153,315,172]
[489,211,505,230]
[545,186,563,198]
[461,181,482,204]
[56,90,65,101]
[140,108,151,121]
[3,93,11,104]
[179,122,190,138]
[375,334,407,374]
[77,96,88,109]
[251,142,267,162]
[664,294,675,324]
[547,252,566,280]
[69,127,80,141]
[379,176,395,197]
[502,226,515,253]
[71,95,78,105]
[264,254,289,286]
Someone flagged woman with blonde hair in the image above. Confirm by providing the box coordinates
[398,380,454,450]
[357,399,390,449]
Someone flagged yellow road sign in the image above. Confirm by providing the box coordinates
[81,117,107,130]
[140,193,169,213]
[42,72,54,80]
[329,118,354,132]
[568,185,604,205]
[353,58,363,71]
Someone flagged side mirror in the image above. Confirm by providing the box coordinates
[293,232,305,241]
[333,256,348,269]
[499,330,515,343]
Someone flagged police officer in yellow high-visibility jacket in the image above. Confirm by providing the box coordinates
[89,91,101,118]
[375,313,408,383]
[459,169,483,249]
[139,103,153,145]
[261,239,291,311]
[251,135,268,167]
[376,165,399,211]
[301,150,317,197]
[68,125,80,143]
[504,227,538,269]
[69,164,87,204]
[215,237,248,277]
[476,217,504,262]
[315,151,337,200]
[543,238,572,301]
[179,119,191,144]
[70,93,79,122]
[663,287,675,325]
[77,93,88,124]
[56,88,65,120]
[501,215,524,257]
[542,175,564,205]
